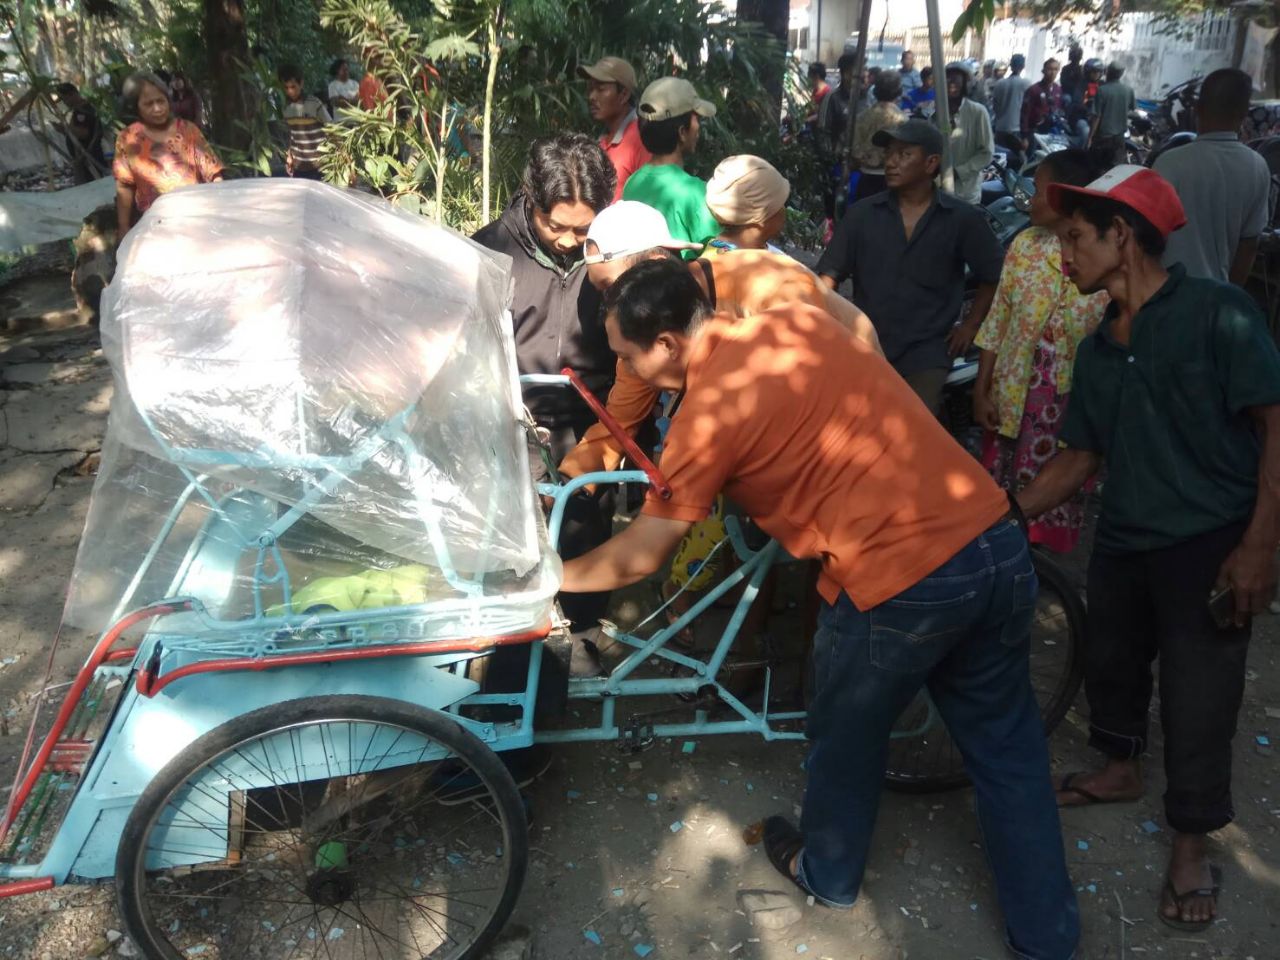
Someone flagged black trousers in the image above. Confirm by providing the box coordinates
[1084,521,1251,834]
[478,420,617,716]
[1091,135,1127,168]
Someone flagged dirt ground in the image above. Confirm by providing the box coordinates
[0,319,1278,960]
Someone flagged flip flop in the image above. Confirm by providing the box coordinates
[762,816,810,897]
[1158,865,1221,932]
[1056,771,1141,807]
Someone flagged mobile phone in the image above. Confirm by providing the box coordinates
[1208,586,1236,630]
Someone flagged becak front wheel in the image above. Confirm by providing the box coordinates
[115,694,528,959]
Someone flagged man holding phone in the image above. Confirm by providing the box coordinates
[1016,166,1280,932]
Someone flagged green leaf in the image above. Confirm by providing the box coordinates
[425,35,482,62]
[393,193,423,216]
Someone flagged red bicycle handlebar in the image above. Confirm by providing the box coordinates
[561,367,672,500]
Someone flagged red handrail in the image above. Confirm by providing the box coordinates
[561,367,672,500]
[0,600,192,842]
[0,877,54,899]
[136,624,551,698]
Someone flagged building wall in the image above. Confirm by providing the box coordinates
[982,12,1240,100]
[804,0,971,68]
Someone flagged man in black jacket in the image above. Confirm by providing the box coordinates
[473,133,618,676]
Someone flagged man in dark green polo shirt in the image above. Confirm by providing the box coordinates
[1018,165,1280,932]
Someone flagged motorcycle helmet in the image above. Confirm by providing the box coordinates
[1085,58,1104,75]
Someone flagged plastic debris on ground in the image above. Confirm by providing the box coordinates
[647,793,659,802]
[682,741,697,754]
[1076,840,1089,851]
[670,821,684,833]
[612,887,625,897]
[1257,734,1271,746]
[584,930,602,946]
[1140,820,1161,834]
[635,945,655,958]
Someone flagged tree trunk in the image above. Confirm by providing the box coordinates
[481,3,503,224]
[736,0,790,111]
[205,0,252,150]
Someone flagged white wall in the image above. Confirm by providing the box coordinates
[804,0,974,68]
[982,12,1240,100]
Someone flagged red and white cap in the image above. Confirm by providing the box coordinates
[1047,164,1187,238]
[584,201,703,264]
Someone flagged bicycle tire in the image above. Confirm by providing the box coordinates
[883,549,1086,793]
[116,694,528,960]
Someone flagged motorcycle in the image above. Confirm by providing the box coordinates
[979,153,1033,246]
[1028,115,1072,165]
[1126,108,1154,164]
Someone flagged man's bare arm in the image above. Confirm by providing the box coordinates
[1016,448,1101,519]
[560,513,692,593]
[1229,237,1260,288]
[820,284,882,356]
[1216,404,1280,620]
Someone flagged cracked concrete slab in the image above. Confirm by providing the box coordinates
[3,378,112,454]
[2,359,104,386]
[0,449,83,511]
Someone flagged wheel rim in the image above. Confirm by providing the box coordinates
[129,717,518,959]
[884,572,1078,788]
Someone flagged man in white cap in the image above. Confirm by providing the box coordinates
[623,77,721,254]
[558,200,878,481]
[579,56,650,201]
[702,154,790,255]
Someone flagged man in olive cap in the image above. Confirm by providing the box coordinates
[622,77,720,255]
[579,56,650,200]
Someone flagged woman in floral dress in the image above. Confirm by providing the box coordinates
[114,72,223,240]
[973,149,1108,552]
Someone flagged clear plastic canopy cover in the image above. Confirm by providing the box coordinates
[65,180,560,637]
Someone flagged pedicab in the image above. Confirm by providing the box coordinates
[0,181,1083,959]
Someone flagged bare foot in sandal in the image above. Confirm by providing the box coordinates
[1159,833,1219,931]
[1055,758,1143,807]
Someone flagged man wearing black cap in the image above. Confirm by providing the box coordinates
[815,119,1004,414]
[1019,165,1280,931]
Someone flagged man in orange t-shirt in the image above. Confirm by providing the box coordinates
[558,260,1079,960]
[559,200,880,480]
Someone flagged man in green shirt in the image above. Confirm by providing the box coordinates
[1018,165,1280,932]
[622,77,721,258]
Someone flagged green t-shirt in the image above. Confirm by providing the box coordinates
[622,163,720,258]
[1060,266,1280,554]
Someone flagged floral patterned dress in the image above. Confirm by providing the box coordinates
[113,119,223,217]
[974,227,1108,553]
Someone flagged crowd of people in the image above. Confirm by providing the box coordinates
[12,45,1277,960]
[462,53,1276,960]
[807,45,1140,220]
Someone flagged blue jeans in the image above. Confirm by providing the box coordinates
[798,519,1079,960]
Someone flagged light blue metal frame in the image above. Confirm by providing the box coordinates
[0,373,938,891]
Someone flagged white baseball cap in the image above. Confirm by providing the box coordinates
[583,201,703,264]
